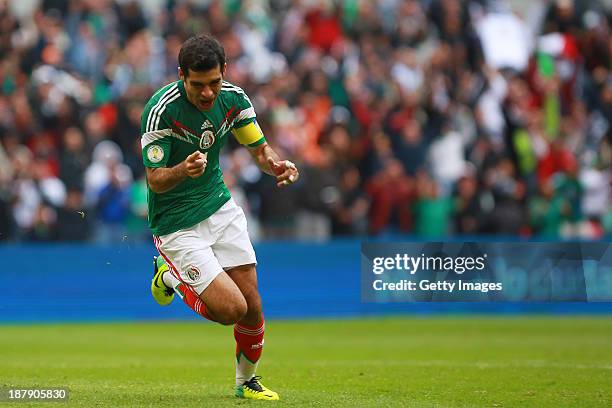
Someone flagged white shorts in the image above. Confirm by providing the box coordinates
[153,198,257,295]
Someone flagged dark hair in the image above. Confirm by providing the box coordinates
[178,34,226,76]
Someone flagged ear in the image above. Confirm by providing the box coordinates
[178,67,185,81]
[221,63,227,76]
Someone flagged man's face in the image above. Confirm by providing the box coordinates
[179,65,225,111]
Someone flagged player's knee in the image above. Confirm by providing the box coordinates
[217,299,247,325]
[246,294,263,320]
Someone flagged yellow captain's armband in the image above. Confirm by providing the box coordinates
[232,121,266,147]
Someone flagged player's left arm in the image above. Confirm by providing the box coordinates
[232,121,299,188]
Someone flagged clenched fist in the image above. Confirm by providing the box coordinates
[184,151,208,178]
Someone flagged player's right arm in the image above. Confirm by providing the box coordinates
[141,93,207,194]
[145,151,207,193]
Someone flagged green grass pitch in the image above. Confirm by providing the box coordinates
[1,317,610,407]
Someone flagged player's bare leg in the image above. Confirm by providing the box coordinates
[153,256,247,324]
[227,264,263,325]
[159,262,278,399]
[199,272,247,325]
[227,264,279,401]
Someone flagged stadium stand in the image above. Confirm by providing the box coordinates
[0,0,609,242]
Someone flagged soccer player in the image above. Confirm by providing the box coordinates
[142,34,298,401]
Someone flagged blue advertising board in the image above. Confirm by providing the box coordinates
[1,241,611,323]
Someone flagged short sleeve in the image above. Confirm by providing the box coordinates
[141,103,173,168]
[223,82,256,129]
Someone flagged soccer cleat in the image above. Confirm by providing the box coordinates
[151,256,174,306]
[235,376,279,401]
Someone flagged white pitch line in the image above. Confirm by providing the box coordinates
[290,360,612,370]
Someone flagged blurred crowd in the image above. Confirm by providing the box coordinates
[0,0,610,242]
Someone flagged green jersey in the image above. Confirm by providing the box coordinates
[141,80,263,236]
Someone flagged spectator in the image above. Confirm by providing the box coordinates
[366,158,414,235]
[455,170,485,235]
[0,0,608,242]
[330,166,369,236]
[59,127,89,190]
[95,161,132,243]
[412,171,455,237]
[55,187,91,241]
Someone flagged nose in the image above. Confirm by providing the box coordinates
[201,86,214,99]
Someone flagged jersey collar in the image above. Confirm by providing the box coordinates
[178,80,186,98]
